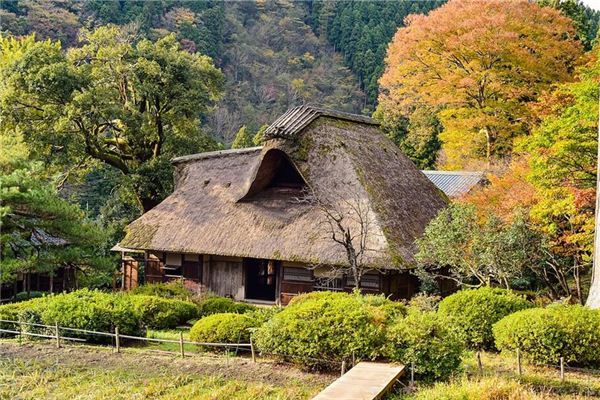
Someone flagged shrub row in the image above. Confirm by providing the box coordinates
[494,305,600,367]
[438,287,532,350]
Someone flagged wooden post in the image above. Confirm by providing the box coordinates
[250,337,256,363]
[115,326,120,353]
[560,357,565,381]
[18,321,22,346]
[517,348,522,376]
[54,322,60,349]
[352,351,355,367]
[477,351,483,375]
[410,361,415,388]
[179,331,185,358]
[341,360,346,376]
[225,348,229,365]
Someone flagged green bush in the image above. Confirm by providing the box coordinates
[39,289,144,341]
[438,287,532,349]
[254,291,399,370]
[128,295,198,329]
[247,306,283,325]
[130,281,192,299]
[189,313,258,344]
[197,297,256,318]
[14,291,47,302]
[0,300,37,337]
[493,305,600,367]
[386,311,463,381]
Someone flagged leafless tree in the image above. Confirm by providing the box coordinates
[299,184,386,290]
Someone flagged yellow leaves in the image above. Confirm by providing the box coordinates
[377,0,582,169]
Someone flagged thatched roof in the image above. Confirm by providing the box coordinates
[422,171,485,198]
[120,106,447,269]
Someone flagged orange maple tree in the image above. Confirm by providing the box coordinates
[377,0,582,169]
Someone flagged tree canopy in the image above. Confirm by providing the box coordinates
[0,27,224,211]
[377,0,583,169]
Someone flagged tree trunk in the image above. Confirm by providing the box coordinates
[586,88,600,308]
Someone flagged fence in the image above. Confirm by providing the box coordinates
[0,319,349,370]
[473,349,600,383]
[0,319,255,361]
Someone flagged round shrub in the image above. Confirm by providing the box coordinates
[14,291,47,302]
[189,313,258,344]
[197,297,256,317]
[128,295,198,329]
[254,291,399,370]
[39,289,144,341]
[386,311,463,381]
[438,287,532,349]
[130,281,191,299]
[493,305,600,367]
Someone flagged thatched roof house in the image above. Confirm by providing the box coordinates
[118,106,447,304]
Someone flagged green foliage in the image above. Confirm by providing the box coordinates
[438,287,532,350]
[0,27,223,211]
[0,132,113,287]
[0,289,145,342]
[129,281,192,300]
[196,297,256,318]
[14,291,46,302]
[494,305,600,367]
[230,126,254,149]
[246,306,283,325]
[254,291,398,370]
[416,204,546,288]
[189,313,258,344]
[308,1,443,105]
[407,293,441,312]
[385,311,463,381]
[127,295,197,330]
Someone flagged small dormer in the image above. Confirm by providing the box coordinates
[238,148,307,201]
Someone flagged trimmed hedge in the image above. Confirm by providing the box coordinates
[254,292,400,370]
[196,297,256,317]
[128,295,198,329]
[189,313,258,344]
[493,305,600,367]
[386,311,463,381]
[40,290,144,340]
[438,287,532,349]
[0,289,144,342]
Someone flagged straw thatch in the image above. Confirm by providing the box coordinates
[120,106,447,268]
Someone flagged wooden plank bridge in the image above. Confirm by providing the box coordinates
[312,362,405,400]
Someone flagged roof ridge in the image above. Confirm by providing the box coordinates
[422,170,484,176]
[264,105,378,140]
[171,146,263,165]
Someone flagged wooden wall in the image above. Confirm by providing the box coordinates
[207,255,244,300]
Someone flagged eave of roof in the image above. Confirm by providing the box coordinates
[421,170,485,198]
[171,146,263,165]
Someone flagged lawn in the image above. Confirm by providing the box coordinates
[387,351,600,400]
[0,341,332,400]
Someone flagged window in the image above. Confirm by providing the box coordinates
[346,273,380,289]
[361,274,380,289]
[314,277,343,291]
[283,267,313,282]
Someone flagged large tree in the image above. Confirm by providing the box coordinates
[377,0,582,169]
[0,133,112,295]
[0,26,224,211]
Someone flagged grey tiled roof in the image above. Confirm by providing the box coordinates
[264,105,378,140]
[422,170,485,198]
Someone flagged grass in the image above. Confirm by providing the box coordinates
[0,340,332,400]
[387,351,600,400]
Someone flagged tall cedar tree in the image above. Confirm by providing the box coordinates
[377,0,582,169]
[0,27,224,211]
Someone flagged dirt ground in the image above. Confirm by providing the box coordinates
[0,341,334,400]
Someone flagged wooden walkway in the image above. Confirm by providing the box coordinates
[312,362,405,400]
